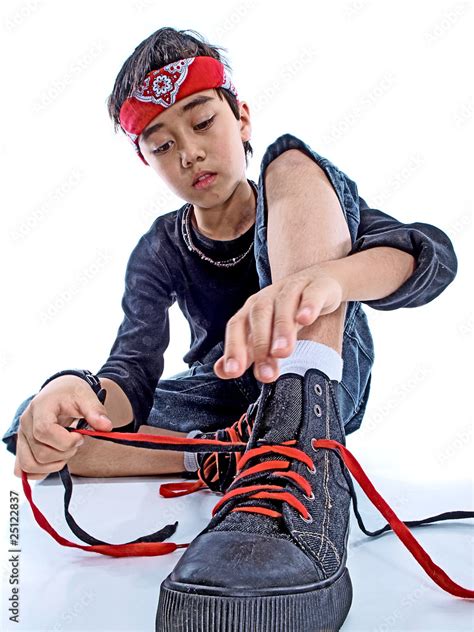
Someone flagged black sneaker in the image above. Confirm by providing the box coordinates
[156,369,353,632]
[21,372,474,605]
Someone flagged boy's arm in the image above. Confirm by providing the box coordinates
[319,246,416,304]
[347,198,458,309]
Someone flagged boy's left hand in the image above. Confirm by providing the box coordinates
[213,265,344,383]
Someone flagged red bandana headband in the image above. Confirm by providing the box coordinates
[119,56,239,165]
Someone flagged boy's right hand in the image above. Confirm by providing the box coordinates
[14,375,113,481]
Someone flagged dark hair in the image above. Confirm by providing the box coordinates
[107,27,253,165]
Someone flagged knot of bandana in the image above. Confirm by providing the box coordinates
[119,56,239,165]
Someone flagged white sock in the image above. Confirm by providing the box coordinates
[183,429,201,472]
[279,340,343,382]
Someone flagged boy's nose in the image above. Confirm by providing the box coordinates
[179,145,205,168]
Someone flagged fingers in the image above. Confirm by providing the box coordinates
[76,395,114,432]
[268,283,307,358]
[215,275,328,384]
[17,406,85,481]
[248,298,279,381]
[67,388,113,432]
[249,280,312,381]
[14,428,78,480]
[21,407,84,453]
[214,315,253,380]
[215,279,312,384]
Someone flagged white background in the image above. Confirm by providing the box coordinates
[0,1,472,630]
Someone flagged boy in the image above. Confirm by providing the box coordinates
[3,27,460,631]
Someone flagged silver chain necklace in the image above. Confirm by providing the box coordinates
[181,182,257,268]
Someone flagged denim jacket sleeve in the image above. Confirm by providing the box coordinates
[349,197,458,309]
[2,394,36,456]
[96,232,175,426]
[258,133,458,310]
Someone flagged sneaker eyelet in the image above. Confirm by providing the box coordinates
[314,384,322,396]
[300,513,313,524]
[313,404,322,417]
[311,439,317,452]
[306,465,316,474]
[304,491,315,502]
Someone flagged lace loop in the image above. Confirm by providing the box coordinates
[236,443,314,473]
[211,444,315,520]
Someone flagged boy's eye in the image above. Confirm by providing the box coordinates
[151,116,215,155]
[194,115,215,131]
[152,142,171,155]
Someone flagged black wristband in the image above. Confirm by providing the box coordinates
[40,369,103,397]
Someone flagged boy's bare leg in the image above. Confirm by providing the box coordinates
[265,149,352,354]
[136,425,187,475]
[68,422,188,477]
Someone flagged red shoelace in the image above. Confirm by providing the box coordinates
[20,428,474,599]
[160,410,253,498]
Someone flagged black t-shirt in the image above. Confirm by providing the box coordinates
[96,179,261,426]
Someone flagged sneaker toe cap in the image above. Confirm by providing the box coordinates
[169,531,326,590]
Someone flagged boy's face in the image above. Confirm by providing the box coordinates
[137,89,251,206]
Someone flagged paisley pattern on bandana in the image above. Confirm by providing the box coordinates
[133,58,195,108]
[221,70,237,98]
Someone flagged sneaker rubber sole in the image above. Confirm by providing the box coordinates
[156,565,352,632]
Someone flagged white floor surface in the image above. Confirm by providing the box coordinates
[1,465,473,632]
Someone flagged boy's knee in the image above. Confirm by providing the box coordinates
[266,148,319,177]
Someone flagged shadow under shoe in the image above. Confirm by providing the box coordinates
[156,369,353,632]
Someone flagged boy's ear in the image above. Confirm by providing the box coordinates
[238,100,252,142]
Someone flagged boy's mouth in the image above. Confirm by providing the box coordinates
[192,172,217,189]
